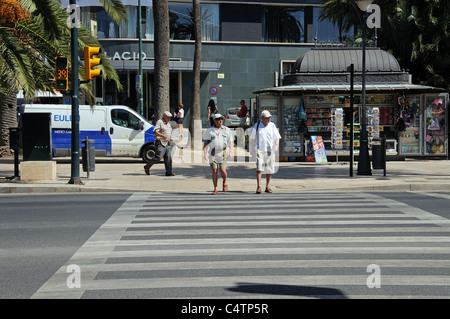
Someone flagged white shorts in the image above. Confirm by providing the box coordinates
[256,150,277,174]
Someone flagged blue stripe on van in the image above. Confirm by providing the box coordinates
[145,126,155,143]
[51,129,112,154]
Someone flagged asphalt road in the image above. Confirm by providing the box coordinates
[370,191,450,220]
[1,191,449,302]
[0,193,131,299]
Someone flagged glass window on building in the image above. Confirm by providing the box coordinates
[82,3,219,41]
[169,2,192,40]
[169,3,219,41]
[108,5,154,39]
[262,6,305,43]
[81,5,140,39]
[200,4,220,41]
[312,7,353,43]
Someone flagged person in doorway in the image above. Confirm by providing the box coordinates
[238,99,248,127]
[176,103,184,138]
[249,110,281,194]
[144,111,176,176]
[207,99,218,126]
[203,113,234,195]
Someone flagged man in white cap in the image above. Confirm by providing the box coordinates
[203,113,234,195]
[249,110,281,193]
[144,111,176,176]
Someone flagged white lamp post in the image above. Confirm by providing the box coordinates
[355,0,373,11]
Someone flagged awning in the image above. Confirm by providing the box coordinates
[252,83,446,95]
[109,60,221,71]
[16,90,63,99]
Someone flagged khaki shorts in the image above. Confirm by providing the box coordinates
[209,148,228,170]
[256,150,276,174]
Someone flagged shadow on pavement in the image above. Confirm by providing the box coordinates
[227,282,347,299]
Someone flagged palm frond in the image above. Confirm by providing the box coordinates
[96,0,127,24]
[0,26,37,99]
[19,0,64,40]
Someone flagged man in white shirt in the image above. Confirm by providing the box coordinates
[203,113,234,195]
[249,110,281,194]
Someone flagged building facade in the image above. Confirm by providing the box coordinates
[60,0,345,126]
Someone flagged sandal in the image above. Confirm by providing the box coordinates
[265,188,273,193]
[256,187,262,194]
[212,189,218,195]
[223,184,228,192]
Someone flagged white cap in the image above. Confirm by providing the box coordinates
[213,113,224,119]
[163,111,172,117]
[261,110,272,118]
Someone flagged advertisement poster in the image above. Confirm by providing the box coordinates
[331,108,344,150]
[306,140,315,162]
[311,136,328,163]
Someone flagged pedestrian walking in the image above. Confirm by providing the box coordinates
[207,99,218,126]
[203,113,234,195]
[144,111,176,176]
[238,99,248,127]
[249,110,281,194]
[176,103,184,138]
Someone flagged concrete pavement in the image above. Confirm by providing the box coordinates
[1,151,450,194]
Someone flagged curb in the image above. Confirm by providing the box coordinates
[2,183,450,194]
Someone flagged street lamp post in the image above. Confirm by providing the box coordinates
[351,0,373,176]
[68,0,82,184]
[138,0,144,117]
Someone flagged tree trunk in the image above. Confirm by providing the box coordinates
[189,0,202,148]
[153,0,170,124]
[0,86,18,158]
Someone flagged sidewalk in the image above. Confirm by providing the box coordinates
[1,153,450,194]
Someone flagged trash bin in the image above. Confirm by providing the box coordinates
[372,137,385,170]
[81,138,95,174]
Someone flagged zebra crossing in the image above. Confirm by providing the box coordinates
[32,191,450,299]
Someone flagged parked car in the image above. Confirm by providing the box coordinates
[224,107,250,127]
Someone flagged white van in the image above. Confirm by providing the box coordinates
[19,104,157,162]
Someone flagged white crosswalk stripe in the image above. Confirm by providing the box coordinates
[32,191,450,299]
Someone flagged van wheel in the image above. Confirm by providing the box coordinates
[141,144,157,162]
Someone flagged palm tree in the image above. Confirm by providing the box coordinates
[383,0,450,90]
[153,0,170,123]
[0,0,126,155]
[189,0,202,148]
[320,0,450,90]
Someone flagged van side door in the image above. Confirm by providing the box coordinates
[79,107,109,156]
[108,108,144,156]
